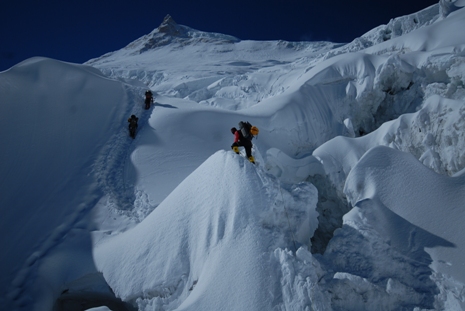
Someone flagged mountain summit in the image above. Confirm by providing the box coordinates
[4,3,465,311]
[157,14,185,37]
[117,14,240,54]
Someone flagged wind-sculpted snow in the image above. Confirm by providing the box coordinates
[3,3,465,311]
[93,151,319,310]
[314,95,465,198]
[0,57,130,309]
[364,5,465,56]
[323,4,440,57]
[89,6,465,147]
[319,146,465,309]
[440,0,465,17]
[86,17,339,112]
[241,50,424,152]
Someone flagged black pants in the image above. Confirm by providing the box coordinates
[129,125,137,138]
[145,99,152,109]
[232,139,252,158]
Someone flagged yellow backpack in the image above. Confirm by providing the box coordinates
[250,125,259,136]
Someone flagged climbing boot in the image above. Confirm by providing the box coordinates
[232,146,240,154]
[248,156,255,164]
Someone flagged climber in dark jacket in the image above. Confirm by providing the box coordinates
[144,90,154,109]
[128,115,139,138]
[231,127,255,163]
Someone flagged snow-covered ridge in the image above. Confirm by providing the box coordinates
[89,5,465,308]
[87,4,465,142]
[2,2,465,311]
[94,151,318,309]
[88,14,240,62]
[85,16,340,111]
[323,3,441,58]
[129,15,239,52]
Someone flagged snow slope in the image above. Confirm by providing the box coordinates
[0,57,130,309]
[94,151,318,310]
[319,146,465,310]
[1,1,465,310]
[345,146,465,284]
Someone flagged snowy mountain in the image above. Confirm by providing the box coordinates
[1,1,465,310]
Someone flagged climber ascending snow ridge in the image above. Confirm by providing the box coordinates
[128,114,138,139]
[230,121,259,164]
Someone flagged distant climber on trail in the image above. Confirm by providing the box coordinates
[128,114,139,138]
[144,90,154,110]
[231,121,259,164]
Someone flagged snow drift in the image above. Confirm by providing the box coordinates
[93,151,318,310]
[1,2,465,311]
[0,57,129,309]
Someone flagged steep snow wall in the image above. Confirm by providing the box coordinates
[313,95,465,197]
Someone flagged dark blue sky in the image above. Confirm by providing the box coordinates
[1,0,439,71]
